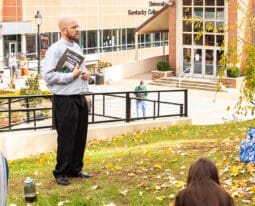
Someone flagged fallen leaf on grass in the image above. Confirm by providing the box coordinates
[91,185,99,190]
[155,196,165,201]
[127,172,136,176]
[230,166,239,176]
[153,164,162,169]
[103,203,116,206]
[120,189,128,196]
[175,181,186,189]
[169,193,175,199]
[58,200,71,206]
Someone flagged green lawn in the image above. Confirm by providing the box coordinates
[7,120,255,206]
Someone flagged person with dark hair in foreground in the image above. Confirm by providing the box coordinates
[174,158,234,206]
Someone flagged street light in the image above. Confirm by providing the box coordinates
[34,11,42,75]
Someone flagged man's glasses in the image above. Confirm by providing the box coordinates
[65,25,79,30]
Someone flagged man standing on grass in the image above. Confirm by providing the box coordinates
[43,17,92,186]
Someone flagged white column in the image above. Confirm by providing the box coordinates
[21,34,26,55]
[135,32,138,61]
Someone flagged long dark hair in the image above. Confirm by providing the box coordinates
[174,158,234,206]
[187,157,220,185]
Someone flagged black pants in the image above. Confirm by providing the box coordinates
[52,95,88,178]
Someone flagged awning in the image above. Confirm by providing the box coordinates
[136,5,169,34]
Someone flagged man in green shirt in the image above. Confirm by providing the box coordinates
[134,80,148,118]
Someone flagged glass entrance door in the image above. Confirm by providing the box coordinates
[193,48,202,75]
[191,48,216,78]
[205,49,214,76]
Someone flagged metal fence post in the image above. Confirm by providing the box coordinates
[126,92,131,122]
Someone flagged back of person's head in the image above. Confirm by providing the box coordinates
[174,158,234,206]
[187,157,220,185]
[140,80,144,85]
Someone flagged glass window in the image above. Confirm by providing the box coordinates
[205,49,214,75]
[26,34,36,57]
[194,8,203,18]
[183,7,192,18]
[183,48,191,73]
[194,20,203,32]
[194,49,202,74]
[194,33,203,45]
[216,50,224,73]
[216,21,224,33]
[52,32,59,44]
[87,30,98,54]
[194,0,203,6]
[205,21,214,33]
[183,34,192,45]
[103,29,112,52]
[217,0,224,6]
[183,0,192,5]
[205,8,215,19]
[205,35,215,46]
[126,28,135,50]
[138,34,145,48]
[112,29,121,51]
[216,8,224,20]
[144,34,152,48]
[121,28,126,50]
[183,21,192,32]
[205,0,215,6]
[163,32,169,46]
[216,35,224,47]
[154,32,161,47]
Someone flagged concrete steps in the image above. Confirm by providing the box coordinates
[151,77,223,91]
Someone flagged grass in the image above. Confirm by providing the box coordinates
[7,120,255,206]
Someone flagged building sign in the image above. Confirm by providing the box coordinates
[128,1,166,16]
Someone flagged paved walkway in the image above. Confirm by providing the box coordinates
[0,69,249,125]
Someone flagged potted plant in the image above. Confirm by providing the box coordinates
[221,66,245,88]
[226,66,240,78]
[152,61,174,80]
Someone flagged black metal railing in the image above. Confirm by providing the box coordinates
[0,89,188,132]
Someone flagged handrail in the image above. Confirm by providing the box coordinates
[178,66,191,88]
[0,89,188,132]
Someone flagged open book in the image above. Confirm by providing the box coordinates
[55,48,85,73]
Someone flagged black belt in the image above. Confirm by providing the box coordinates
[54,94,84,98]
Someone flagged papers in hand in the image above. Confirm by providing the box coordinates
[55,48,85,73]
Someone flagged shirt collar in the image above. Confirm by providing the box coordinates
[60,37,75,47]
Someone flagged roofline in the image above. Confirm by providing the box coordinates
[136,5,169,33]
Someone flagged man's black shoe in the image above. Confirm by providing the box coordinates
[56,176,71,185]
[74,171,93,178]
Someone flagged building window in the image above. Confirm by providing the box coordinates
[182,0,226,77]
[126,28,135,50]
[183,0,192,6]
[183,34,192,45]
[87,30,98,54]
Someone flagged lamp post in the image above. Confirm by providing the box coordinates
[34,11,42,75]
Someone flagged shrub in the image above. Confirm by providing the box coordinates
[227,66,241,78]
[157,61,170,71]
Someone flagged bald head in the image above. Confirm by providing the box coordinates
[58,17,77,31]
[58,17,79,42]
